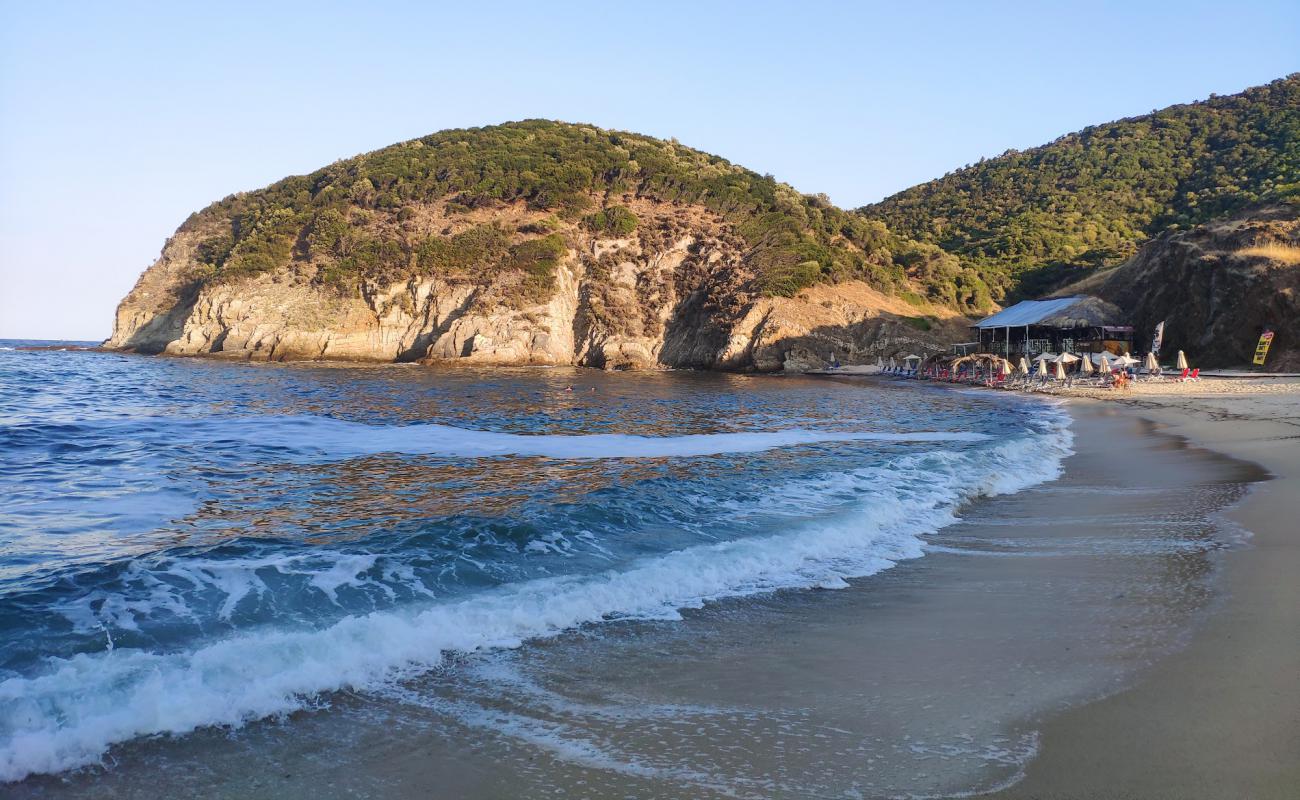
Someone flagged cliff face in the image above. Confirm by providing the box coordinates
[107,198,964,371]
[1090,206,1300,370]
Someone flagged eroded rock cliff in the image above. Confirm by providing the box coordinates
[108,197,965,371]
[1082,205,1300,370]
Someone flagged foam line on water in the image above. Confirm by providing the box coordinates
[240,416,989,459]
[0,409,1072,781]
[13,414,989,461]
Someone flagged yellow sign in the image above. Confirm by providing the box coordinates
[1253,330,1274,366]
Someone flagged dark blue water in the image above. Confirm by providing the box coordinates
[0,342,1072,781]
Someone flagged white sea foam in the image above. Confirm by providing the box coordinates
[0,409,1073,782]
[109,414,989,460]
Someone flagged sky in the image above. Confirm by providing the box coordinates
[1,1,1297,340]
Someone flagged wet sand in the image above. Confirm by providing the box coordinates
[989,389,1300,799]
[11,399,1271,799]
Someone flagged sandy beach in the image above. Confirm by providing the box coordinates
[988,378,1300,799]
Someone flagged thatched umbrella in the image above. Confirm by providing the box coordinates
[949,353,1002,382]
[921,354,948,376]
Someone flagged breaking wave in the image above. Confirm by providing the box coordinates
[0,408,1072,781]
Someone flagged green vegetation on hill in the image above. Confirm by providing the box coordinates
[181,120,994,309]
[861,74,1300,301]
[582,205,638,236]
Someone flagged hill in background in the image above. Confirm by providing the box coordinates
[173,120,993,313]
[860,74,1300,304]
[108,77,1300,370]
[107,121,969,370]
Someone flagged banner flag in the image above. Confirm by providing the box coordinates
[1253,330,1274,366]
[1151,320,1165,356]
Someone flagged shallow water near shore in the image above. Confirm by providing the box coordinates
[0,346,1262,797]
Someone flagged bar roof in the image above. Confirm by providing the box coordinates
[974,296,1087,329]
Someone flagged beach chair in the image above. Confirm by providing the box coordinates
[1184,368,1200,382]
[1172,367,1189,382]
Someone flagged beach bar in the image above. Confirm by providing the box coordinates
[971,295,1134,358]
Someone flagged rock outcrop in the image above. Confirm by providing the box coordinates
[107,198,965,372]
[1084,205,1300,369]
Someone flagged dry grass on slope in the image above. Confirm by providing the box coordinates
[1236,243,1300,264]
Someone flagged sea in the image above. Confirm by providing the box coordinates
[0,341,1250,798]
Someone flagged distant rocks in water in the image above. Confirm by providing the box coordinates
[14,344,104,352]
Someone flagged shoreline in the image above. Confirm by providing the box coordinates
[804,372,1300,796]
[989,386,1300,798]
[16,343,1300,384]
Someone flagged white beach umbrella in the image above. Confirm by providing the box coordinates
[1017,356,1030,374]
[1115,354,1139,367]
[1078,355,1094,376]
[1177,350,1188,370]
[1055,353,1080,363]
[888,357,897,370]
[1097,352,1112,373]
[1144,352,1159,372]
[875,356,884,369]
[902,353,921,362]
[1053,360,1066,380]
[998,358,1010,376]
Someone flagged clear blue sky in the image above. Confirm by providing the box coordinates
[2,1,1297,340]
